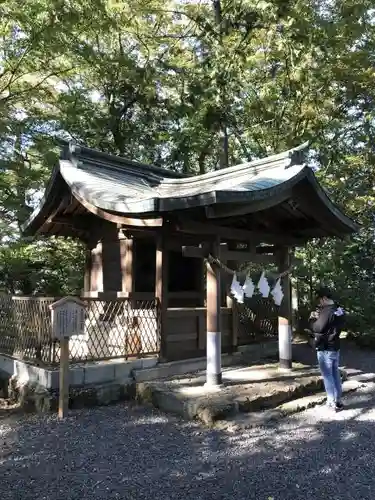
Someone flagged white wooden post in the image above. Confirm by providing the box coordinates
[206,239,222,387]
[50,297,86,419]
[277,247,293,370]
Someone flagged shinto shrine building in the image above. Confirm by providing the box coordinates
[23,142,357,385]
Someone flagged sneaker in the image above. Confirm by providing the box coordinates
[335,401,344,412]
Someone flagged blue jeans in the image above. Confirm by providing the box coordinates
[317,350,342,404]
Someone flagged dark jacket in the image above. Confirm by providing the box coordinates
[309,303,345,351]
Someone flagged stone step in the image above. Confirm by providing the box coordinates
[346,370,375,383]
[216,379,365,431]
[136,363,327,425]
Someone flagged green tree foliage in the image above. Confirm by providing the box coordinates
[0,0,374,336]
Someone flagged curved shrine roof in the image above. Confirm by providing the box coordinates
[22,142,358,241]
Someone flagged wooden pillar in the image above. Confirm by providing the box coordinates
[120,235,135,294]
[219,244,226,307]
[225,245,239,352]
[278,246,292,370]
[155,232,169,359]
[291,277,299,334]
[102,225,122,292]
[206,237,222,386]
[91,242,103,292]
[84,248,91,292]
[198,259,206,307]
[227,295,238,353]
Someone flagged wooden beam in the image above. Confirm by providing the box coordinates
[256,245,276,254]
[72,190,163,227]
[38,195,71,234]
[176,220,300,245]
[165,235,207,251]
[232,242,277,254]
[49,216,73,226]
[182,245,208,259]
[292,183,345,238]
[223,250,275,264]
[182,245,275,264]
[49,215,94,228]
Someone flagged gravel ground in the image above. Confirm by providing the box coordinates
[1,344,375,500]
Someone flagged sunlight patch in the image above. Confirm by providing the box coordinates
[341,430,358,441]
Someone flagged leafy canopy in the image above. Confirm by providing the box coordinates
[0,0,374,336]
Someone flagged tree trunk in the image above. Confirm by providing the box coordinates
[219,127,229,170]
[212,0,229,170]
[212,0,222,25]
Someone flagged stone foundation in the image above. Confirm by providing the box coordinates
[0,353,157,413]
[7,375,135,413]
[0,341,279,414]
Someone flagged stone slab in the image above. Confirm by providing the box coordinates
[0,354,158,390]
[141,358,159,370]
[113,362,133,382]
[0,355,14,375]
[83,364,116,385]
[134,358,208,382]
[133,343,278,383]
[136,362,326,425]
[69,367,85,387]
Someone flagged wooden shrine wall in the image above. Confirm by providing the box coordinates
[165,307,233,361]
[84,221,204,306]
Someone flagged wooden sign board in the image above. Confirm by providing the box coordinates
[50,296,86,340]
[49,297,86,419]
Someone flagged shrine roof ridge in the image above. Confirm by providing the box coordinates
[61,140,308,183]
[60,140,190,181]
[56,141,312,213]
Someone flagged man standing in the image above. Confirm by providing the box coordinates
[309,287,346,412]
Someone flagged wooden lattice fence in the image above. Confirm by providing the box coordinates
[0,296,160,365]
[236,295,279,346]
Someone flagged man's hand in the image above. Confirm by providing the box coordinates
[309,311,319,320]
